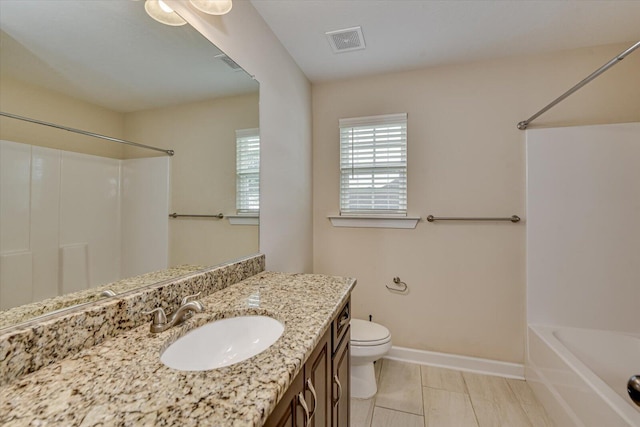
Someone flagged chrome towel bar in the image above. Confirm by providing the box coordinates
[169,213,224,219]
[427,215,520,223]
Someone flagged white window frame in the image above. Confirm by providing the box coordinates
[339,113,408,216]
[235,128,260,215]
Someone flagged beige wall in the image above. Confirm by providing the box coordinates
[0,76,124,159]
[124,93,259,267]
[171,0,313,273]
[312,42,640,363]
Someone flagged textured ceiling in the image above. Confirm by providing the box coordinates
[251,0,640,82]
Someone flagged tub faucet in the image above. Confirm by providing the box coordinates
[629,375,640,407]
[144,293,205,333]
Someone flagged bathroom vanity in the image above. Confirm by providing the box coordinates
[265,297,351,427]
[0,260,355,426]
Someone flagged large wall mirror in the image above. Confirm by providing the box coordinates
[0,1,260,330]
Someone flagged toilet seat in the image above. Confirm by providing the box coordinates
[352,336,391,347]
[351,319,391,347]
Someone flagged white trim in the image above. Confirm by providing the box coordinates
[385,346,524,379]
[328,215,420,229]
[227,215,259,225]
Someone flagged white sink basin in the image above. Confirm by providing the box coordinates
[160,315,284,371]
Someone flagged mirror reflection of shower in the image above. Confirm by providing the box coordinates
[0,0,259,328]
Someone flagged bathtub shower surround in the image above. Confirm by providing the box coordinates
[0,254,264,386]
[528,326,640,426]
[526,123,640,333]
[525,122,640,426]
[554,328,639,408]
[0,140,169,312]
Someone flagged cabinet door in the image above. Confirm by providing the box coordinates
[265,369,305,427]
[306,329,331,427]
[332,327,350,427]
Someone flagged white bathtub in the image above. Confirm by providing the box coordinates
[526,325,640,427]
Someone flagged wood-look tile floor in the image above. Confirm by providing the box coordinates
[351,359,555,427]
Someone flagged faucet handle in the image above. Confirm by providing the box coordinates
[99,289,116,298]
[181,292,202,305]
[143,307,167,325]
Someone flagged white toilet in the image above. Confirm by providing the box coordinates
[350,319,392,399]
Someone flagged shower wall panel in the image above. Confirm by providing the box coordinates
[121,157,169,278]
[1,140,36,309]
[30,146,62,301]
[59,151,121,291]
[0,140,169,310]
[526,123,640,333]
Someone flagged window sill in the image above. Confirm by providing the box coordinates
[328,215,421,229]
[227,215,259,226]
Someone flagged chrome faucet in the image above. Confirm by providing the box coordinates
[99,289,116,298]
[144,293,205,333]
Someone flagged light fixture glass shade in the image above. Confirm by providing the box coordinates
[144,0,187,26]
[189,0,233,15]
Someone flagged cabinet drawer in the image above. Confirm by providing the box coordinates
[332,297,350,354]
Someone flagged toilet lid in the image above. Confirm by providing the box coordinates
[351,319,391,345]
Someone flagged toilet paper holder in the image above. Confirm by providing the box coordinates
[386,277,408,292]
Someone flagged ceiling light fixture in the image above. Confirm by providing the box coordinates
[189,0,233,16]
[144,0,187,26]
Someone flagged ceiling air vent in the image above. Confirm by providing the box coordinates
[325,26,365,53]
[215,53,243,71]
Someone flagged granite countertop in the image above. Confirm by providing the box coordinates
[0,272,355,426]
[0,265,206,330]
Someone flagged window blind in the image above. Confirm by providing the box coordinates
[339,113,407,215]
[236,128,260,214]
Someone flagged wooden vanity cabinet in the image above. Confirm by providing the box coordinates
[265,329,330,427]
[306,328,331,427]
[265,297,351,427]
[331,298,350,427]
[331,332,350,427]
[265,369,305,427]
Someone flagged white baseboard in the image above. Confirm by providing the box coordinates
[385,346,524,379]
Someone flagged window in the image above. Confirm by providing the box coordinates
[236,128,260,214]
[339,113,407,215]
